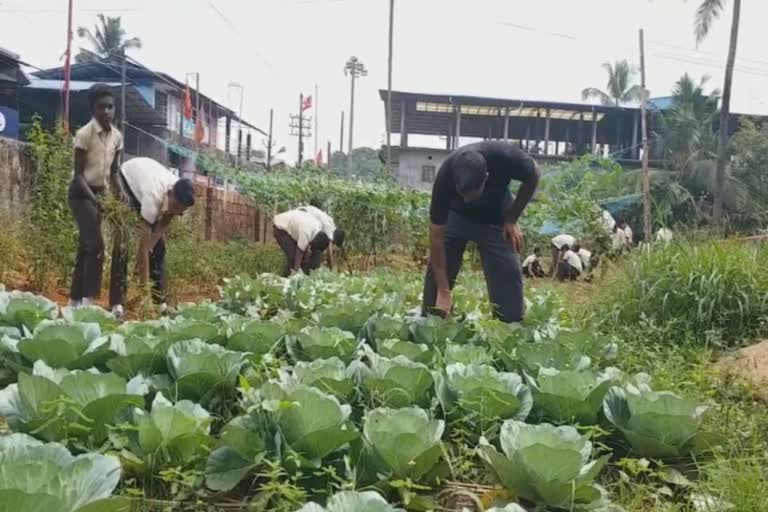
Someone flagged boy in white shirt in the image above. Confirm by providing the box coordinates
[272,208,332,277]
[557,244,583,281]
[550,233,576,276]
[297,199,346,271]
[522,247,545,278]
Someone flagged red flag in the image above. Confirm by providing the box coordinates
[314,148,323,166]
[183,83,193,120]
[195,104,206,144]
[301,95,313,112]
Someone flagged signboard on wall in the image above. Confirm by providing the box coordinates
[0,106,19,139]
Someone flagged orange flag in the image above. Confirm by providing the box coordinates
[314,148,323,166]
[183,83,193,120]
[195,104,206,144]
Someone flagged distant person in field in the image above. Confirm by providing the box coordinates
[655,227,674,244]
[573,242,596,281]
[298,199,346,271]
[110,157,196,316]
[423,141,540,323]
[272,208,331,277]
[611,224,628,254]
[550,233,576,276]
[558,244,583,281]
[522,247,546,278]
[618,217,633,248]
[69,84,125,308]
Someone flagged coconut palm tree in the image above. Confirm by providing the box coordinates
[75,14,142,62]
[693,0,742,227]
[581,60,643,106]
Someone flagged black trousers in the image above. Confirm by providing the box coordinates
[273,227,324,277]
[109,175,166,307]
[422,212,524,323]
[69,181,106,301]
[557,261,581,281]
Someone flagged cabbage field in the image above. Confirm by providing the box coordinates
[0,270,735,511]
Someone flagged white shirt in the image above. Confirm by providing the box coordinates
[622,225,633,245]
[121,157,178,224]
[655,227,673,243]
[563,249,583,273]
[578,248,592,270]
[273,209,323,251]
[522,254,538,268]
[552,234,576,250]
[601,210,616,233]
[298,205,336,239]
[73,118,123,189]
[611,229,627,251]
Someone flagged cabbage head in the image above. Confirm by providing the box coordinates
[0,433,125,512]
[205,410,272,491]
[443,343,493,365]
[287,326,359,363]
[363,315,411,347]
[0,290,57,331]
[297,491,404,512]
[479,420,610,509]
[361,407,445,482]
[166,339,248,402]
[500,341,591,375]
[259,381,359,465]
[61,305,119,333]
[526,367,623,425]
[362,351,434,408]
[377,338,434,365]
[293,357,358,401]
[15,320,119,369]
[436,363,532,427]
[314,303,373,335]
[410,315,471,346]
[0,361,146,444]
[227,319,284,359]
[603,377,722,459]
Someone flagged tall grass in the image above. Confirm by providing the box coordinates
[597,240,768,345]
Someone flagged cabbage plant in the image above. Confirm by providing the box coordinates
[297,491,404,512]
[126,393,212,472]
[526,367,623,425]
[227,319,284,359]
[287,326,359,363]
[166,339,248,402]
[377,338,433,365]
[500,341,591,375]
[205,411,273,491]
[14,320,119,369]
[361,407,445,482]
[479,420,610,509]
[292,357,358,401]
[314,303,373,335]
[362,351,434,408]
[410,315,471,346]
[165,318,224,345]
[61,305,119,333]
[259,381,359,465]
[436,363,532,427]
[0,362,145,444]
[603,377,722,458]
[442,343,493,365]
[106,334,170,378]
[363,315,411,347]
[0,290,57,331]
[0,433,125,512]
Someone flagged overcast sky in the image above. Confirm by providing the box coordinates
[3,0,767,162]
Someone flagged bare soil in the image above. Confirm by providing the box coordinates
[716,339,768,399]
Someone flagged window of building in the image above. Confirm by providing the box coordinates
[422,164,435,183]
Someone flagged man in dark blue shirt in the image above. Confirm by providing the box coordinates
[424,141,540,322]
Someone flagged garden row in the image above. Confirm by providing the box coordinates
[0,270,722,511]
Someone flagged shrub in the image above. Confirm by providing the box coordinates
[597,240,768,345]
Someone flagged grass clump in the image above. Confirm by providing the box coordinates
[597,240,768,346]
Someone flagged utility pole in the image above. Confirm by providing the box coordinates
[267,108,274,171]
[194,73,201,149]
[639,29,651,241]
[290,97,311,166]
[386,0,395,176]
[327,140,331,169]
[62,0,74,131]
[120,50,127,157]
[344,56,367,152]
[339,111,345,153]
[314,84,319,155]
[299,93,304,164]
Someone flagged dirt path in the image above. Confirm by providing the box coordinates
[716,340,768,399]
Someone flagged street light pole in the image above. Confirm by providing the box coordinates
[386,0,395,176]
[228,82,244,167]
[344,56,367,153]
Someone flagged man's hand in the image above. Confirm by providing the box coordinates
[503,222,523,252]
[435,288,453,318]
[120,192,132,205]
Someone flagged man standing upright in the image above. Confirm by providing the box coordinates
[423,141,540,323]
[68,84,125,307]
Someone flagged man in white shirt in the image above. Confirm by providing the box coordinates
[297,199,346,271]
[558,244,583,281]
[655,227,674,243]
[272,208,332,277]
[611,224,628,253]
[618,217,633,249]
[110,157,196,315]
[522,247,545,278]
[68,85,125,307]
[550,233,576,276]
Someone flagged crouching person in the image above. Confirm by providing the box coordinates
[272,208,331,277]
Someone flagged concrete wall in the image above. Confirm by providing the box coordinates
[0,136,30,210]
[393,147,449,192]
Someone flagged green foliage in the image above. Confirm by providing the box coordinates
[298,491,403,512]
[598,240,768,344]
[479,420,610,510]
[287,326,359,363]
[362,351,434,408]
[729,119,768,229]
[25,118,77,288]
[16,320,118,369]
[330,147,384,181]
[0,290,58,331]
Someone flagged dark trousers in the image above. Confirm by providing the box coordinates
[523,261,545,279]
[422,212,524,323]
[109,175,166,307]
[69,182,105,301]
[273,227,323,277]
[557,261,580,281]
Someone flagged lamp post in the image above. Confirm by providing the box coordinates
[344,56,367,153]
[228,82,244,167]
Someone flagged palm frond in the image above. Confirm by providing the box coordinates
[582,88,614,106]
[695,0,726,44]
[622,84,644,105]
